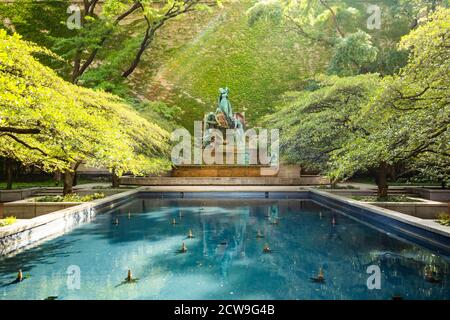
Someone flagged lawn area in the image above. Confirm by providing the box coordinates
[0,180,62,190]
[0,178,108,190]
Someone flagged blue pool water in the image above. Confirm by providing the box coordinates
[1,198,449,300]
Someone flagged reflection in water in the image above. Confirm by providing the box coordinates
[199,206,250,283]
[0,198,449,300]
[268,204,279,220]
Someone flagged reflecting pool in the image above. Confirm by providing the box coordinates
[1,198,449,299]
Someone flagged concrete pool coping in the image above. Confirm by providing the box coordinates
[309,189,450,238]
[0,186,449,257]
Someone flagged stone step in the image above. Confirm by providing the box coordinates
[172,165,276,177]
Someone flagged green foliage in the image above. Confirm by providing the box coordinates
[437,213,450,226]
[0,181,61,190]
[0,177,108,190]
[135,101,182,130]
[351,195,419,202]
[77,35,142,92]
[1,0,448,190]
[246,0,283,26]
[247,0,449,76]
[35,193,105,203]
[265,5,449,189]
[264,73,380,172]
[157,0,328,130]
[316,184,359,190]
[0,31,171,177]
[0,216,16,227]
[367,48,409,76]
[0,0,72,70]
[328,31,378,76]
[328,7,450,182]
[50,0,219,83]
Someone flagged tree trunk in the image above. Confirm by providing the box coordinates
[330,180,338,189]
[63,170,75,195]
[112,169,120,188]
[375,162,388,199]
[53,171,61,186]
[122,26,157,78]
[63,161,82,195]
[71,48,82,84]
[5,158,13,190]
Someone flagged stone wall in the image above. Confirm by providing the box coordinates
[4,200,79,219]
[0,188,41,203]
[120,176,330,186]
[406,187,450,202]
[368,200,448,219]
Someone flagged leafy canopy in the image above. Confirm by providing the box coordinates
[263,73,380,171]
[328,7,450,182]
[0,30,171,176]
[264,6,449,186]
[247,0,449,76]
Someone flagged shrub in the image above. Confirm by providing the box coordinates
[80,193,105,202]
[317,185,360,190]
[35,193,105,203]
[436,213,450,226]
[352,195,418,202]
[0,216,17,227]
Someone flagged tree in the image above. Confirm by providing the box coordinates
[248,0,379,76]
[48,0,218,84]
[328,7,450,196]
[247,0,449,76]
[0,31,171,193]
[263,74,380,174]
[328,30,377,76]
[121,0,217,77]
[0,0,72,69]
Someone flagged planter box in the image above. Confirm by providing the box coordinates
[406,187,450,202]
[0,188,41,202]
[366,198,448,219]
[327,190,374,197]
[2,189,128,219]
[0,190,137,256]
[3,199,80,219]
[326,189,413,197]
[74,189,127,197]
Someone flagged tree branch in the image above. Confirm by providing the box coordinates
[284,14,334,47]
[319,0,345,38]
[122,0,204,77]
[400,126,449,161]
[73,1,143,83]
[1,133,49,156]
[0,127,41,134]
